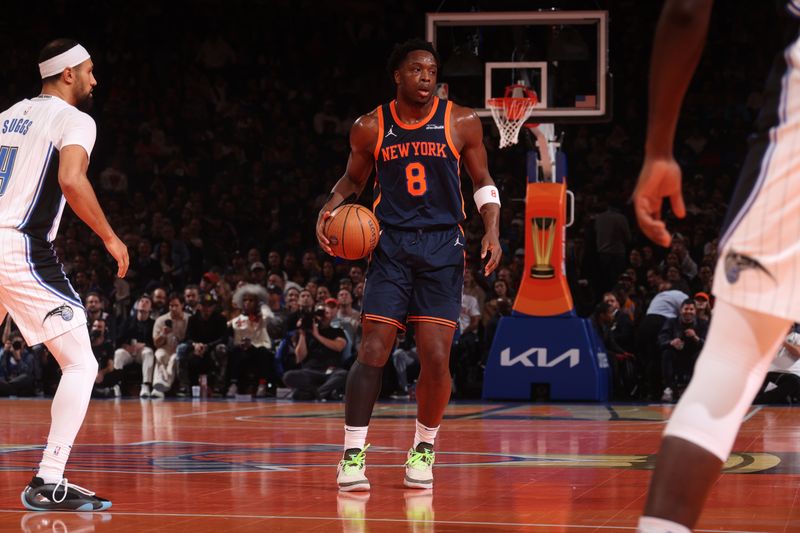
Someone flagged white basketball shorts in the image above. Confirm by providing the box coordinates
[0,229,86,345]
[713,37,800,321]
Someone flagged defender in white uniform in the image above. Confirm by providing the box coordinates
[8,39,128,512]
[633,2,800,532]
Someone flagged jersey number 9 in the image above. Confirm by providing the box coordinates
[0,146,18,197]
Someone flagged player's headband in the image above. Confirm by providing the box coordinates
[38,44,90,79]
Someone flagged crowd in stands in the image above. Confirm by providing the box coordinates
[0,1,791,402]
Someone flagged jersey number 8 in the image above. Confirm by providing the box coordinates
[405,162,427,197]
[0,145,18,197]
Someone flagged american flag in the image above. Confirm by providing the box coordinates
[575,94,596,108]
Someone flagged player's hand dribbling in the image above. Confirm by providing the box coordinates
[104,234,129,278]
[316,210,334,256]
[633,156,686,248]
[481,232,502,276]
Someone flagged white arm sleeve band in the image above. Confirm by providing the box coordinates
[474,185,501,212]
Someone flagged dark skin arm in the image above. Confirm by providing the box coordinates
[632,0,714,247]
[315,113,378,255]
[450,104,502,276]
[59,145,129,277]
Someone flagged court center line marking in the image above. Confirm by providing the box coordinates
[0,509,768,532]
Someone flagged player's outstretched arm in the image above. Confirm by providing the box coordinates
[316,113,378,255]
[58,144,128,277]
[633,0,713,247]
[454,106,501,276]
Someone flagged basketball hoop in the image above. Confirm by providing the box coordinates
[488,84,538,149]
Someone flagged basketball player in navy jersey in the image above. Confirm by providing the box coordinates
[634,1,800,531]
[316,38,501,491]
[0,39,128,511]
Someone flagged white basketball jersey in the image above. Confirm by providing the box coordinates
[0,94,95,242]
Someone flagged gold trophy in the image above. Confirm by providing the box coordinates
[530,216,556,279]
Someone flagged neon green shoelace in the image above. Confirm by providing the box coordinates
[405,447,435,469]
[342,443,370,472]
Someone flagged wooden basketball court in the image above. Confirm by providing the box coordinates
[1,398,798,532]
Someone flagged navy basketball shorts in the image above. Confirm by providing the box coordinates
[362,225,465,331]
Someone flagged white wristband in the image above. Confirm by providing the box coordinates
[474,185,501,211]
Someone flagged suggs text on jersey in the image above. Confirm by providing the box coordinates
[2,118,32,135]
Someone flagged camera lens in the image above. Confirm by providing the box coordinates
[12,341,22,350]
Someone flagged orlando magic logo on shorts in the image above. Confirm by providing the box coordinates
[724,251,774,284]
[42,303,74,325]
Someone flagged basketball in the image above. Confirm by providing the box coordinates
[324,204,380,260]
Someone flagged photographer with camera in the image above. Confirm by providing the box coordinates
[148,293,188,398]
[0,334,36,396]
[657,298,708,402]
[89,318,121,398]
[283,299,347,400]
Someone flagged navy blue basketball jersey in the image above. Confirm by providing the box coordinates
[372,97,464,229]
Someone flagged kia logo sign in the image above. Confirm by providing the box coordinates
[500,347,580,368]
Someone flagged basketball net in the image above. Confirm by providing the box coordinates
[488,84,538,149]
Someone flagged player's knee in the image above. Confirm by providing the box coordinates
[358,336,393,366]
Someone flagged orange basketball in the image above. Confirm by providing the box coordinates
[323,204,380,260]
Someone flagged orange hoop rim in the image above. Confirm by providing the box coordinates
[487,96,537,121]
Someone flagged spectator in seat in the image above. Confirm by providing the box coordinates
[226,284,276,397]
[85,291,116,343]
[177,293,229,395]
[284,286,301,315]
[602,291,635,353]
[348,264,365,288]
[150,287,168,320]
[693,291,713,324]
[200,272,221,298]
[90,318,121,398]
[183,284,200,316]
[657,298,708,402]
[463,268,486,311]
[150,293,188,399]
[250,261,267,286]
[114,296,156,398]
[592,302,636,399]
[0,334,35,397]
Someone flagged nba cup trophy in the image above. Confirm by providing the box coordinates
[482,105,610,401]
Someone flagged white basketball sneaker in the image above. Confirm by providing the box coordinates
[337,444,371,492]
[404,442,434,489]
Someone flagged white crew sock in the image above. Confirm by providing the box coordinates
[344,425,368,451]
[37,440,72,483]
[413,420,439,448]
